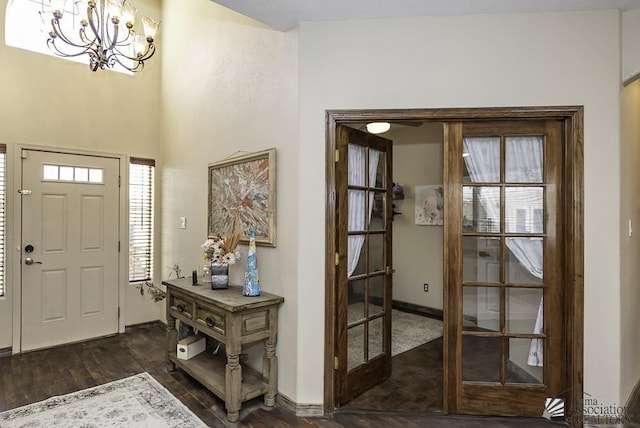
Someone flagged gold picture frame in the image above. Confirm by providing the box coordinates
[208,148,276,247]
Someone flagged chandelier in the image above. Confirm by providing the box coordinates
[46,0,160,73]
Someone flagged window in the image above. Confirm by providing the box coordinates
[129,157,154,282]
[43,164,104,183]
[0,146,5,297]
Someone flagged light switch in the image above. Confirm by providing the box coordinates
[180,217,187,229]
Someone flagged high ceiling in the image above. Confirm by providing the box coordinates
[211,0,640,31]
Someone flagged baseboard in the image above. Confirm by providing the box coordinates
[276,393,324,417]
[351,294,443,321]
[0,346,11,358]
[124,320,165,331]
[392,300,443,320]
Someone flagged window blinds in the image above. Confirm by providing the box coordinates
[129,157,154,282]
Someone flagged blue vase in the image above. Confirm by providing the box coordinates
[243,231,260,296]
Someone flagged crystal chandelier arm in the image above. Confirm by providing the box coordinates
[85,3,102,44]
[104,23,120,51]
[47,38,95,58]
[78,26,98,45]
[85,2,121,53]
[105,18,133,48]
[109,42,155,62]
[110,53,145,73]
[49,18,93,50]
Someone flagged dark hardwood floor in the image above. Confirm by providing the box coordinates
[0,323,560,427]
[344,338,443,412]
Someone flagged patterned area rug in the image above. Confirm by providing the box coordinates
[0,372,207,428]
[348,303,443,369]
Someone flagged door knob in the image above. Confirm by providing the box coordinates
[24,257,43,265]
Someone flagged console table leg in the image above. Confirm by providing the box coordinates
[166,317,177,372]
[225,353,242,422]
[263,340,278,406]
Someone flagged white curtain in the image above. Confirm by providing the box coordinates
[463,137,544,367]
[347,144,381,277]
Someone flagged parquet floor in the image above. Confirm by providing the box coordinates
[0,322,561,427]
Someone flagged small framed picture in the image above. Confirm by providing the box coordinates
[415,184,444,226]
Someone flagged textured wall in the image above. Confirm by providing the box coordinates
[299,10,621,405]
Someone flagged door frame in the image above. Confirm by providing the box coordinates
[324,106,583,417]
[12,144,128,353]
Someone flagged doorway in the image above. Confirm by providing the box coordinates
[20,149,121,352]
[324,107,583,418]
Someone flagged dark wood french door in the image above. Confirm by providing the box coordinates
[326,108,582,418]
[335,124,393,405]
[444,120,566,416]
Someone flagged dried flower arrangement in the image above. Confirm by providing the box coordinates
[201,231,241,265]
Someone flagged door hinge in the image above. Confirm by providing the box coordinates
[335,149,339,163]
[17,189,32,195]
[334,356,339,370]
[21,150,28,159]
[118,307,121,318]
[118,241,121,252]
[118,175,121,187]
[335,252,339,266]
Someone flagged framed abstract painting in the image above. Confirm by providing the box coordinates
[208,148,276,247]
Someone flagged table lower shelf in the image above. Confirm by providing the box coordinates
[168,351,268,402]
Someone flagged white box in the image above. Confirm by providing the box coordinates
[177,334,206,360]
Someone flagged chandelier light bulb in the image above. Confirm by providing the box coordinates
[142,16,160,41]
[49,0,66,18]
[132,35,147,58]
[106,0,123,21]
[121,2,137,28]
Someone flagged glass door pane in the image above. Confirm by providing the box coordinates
[346,141,388,374]
[461,131,546,387]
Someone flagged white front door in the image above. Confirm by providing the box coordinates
[21,149,120,351]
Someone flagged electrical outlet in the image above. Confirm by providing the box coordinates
[180,217,187,229]
[423,283,429,292]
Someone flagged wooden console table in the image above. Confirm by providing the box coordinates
[163,278,284,422]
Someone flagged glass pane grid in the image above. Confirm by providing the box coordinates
[461,133,546,386]
[347,274,387,370]
[42,164,105,184]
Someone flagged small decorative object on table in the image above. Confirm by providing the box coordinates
[201,230,240,290]
[210,261,229,289]
[243,230,261,296]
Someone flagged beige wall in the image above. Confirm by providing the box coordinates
[0,0,163,349]
[620,79,640,403]
[299,10,622,405]
[621,16,640,406]
[159,0,299,400]
[623,9,640,83]
[3,0,639,411]
[390,124,444,310]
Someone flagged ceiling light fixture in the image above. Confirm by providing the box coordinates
[366,122,391,134]
[46,0,160,72]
